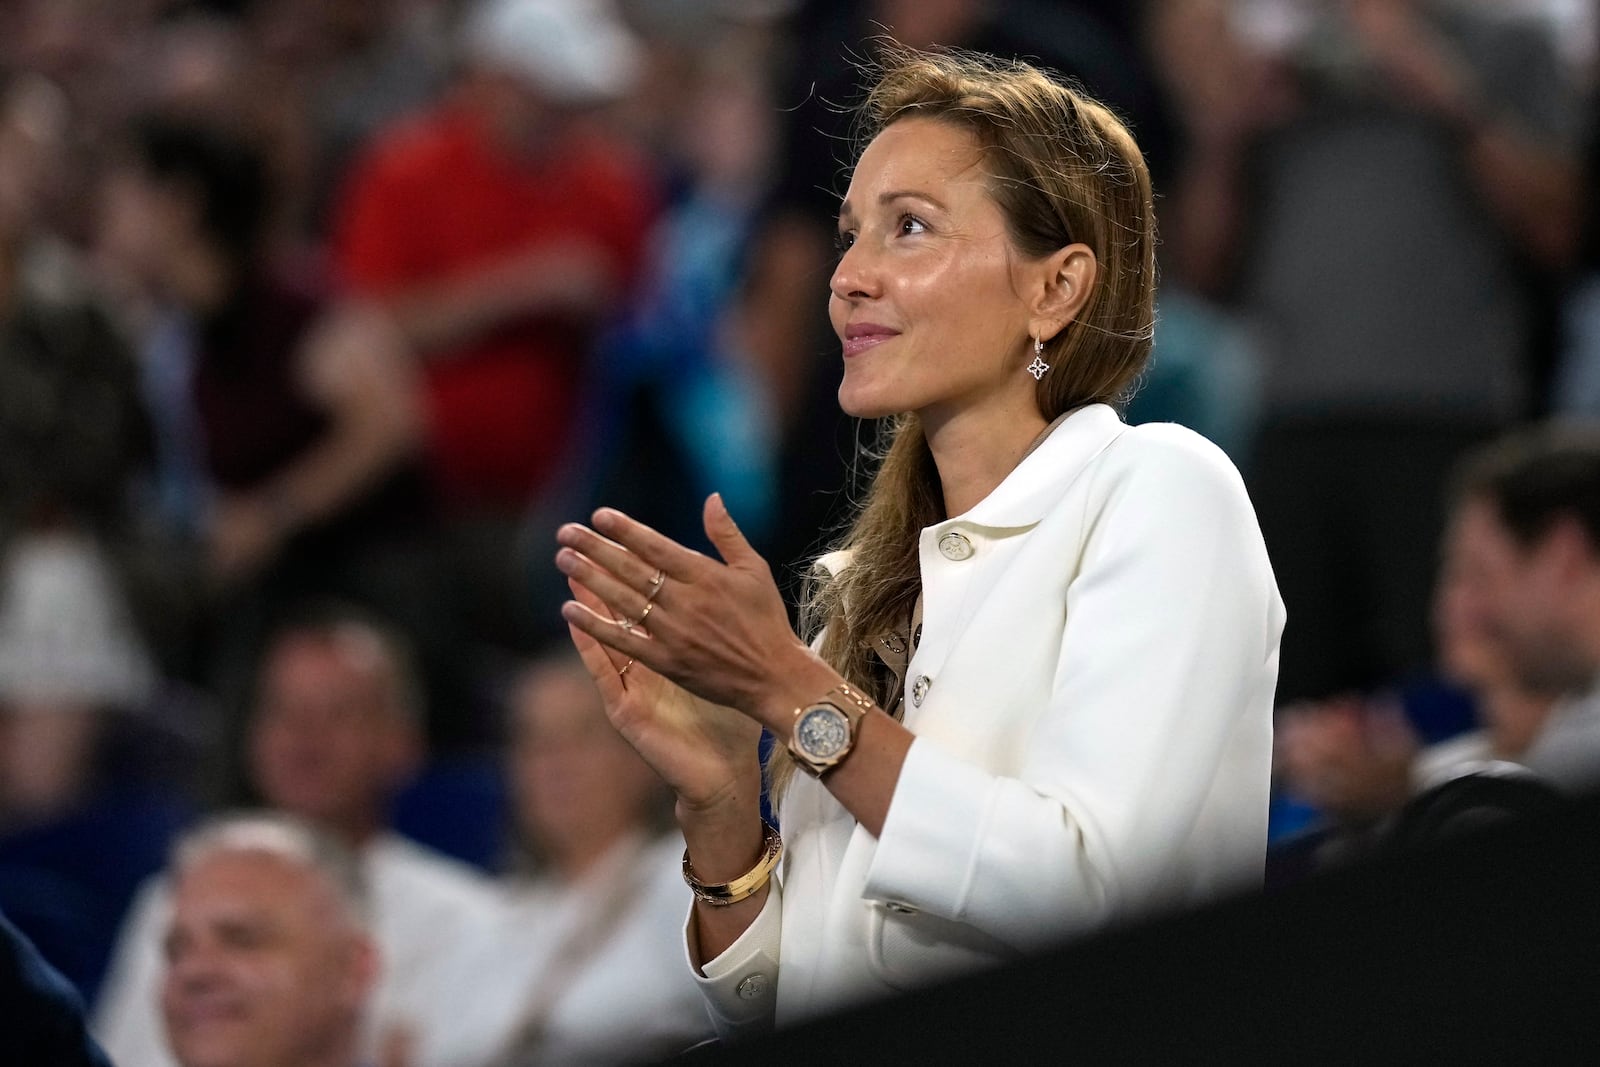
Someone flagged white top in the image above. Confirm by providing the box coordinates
[92,832,497,1067]
[1412,686,1600,796]
[1412,730,1497,792]
[692,404,1286,1036]
[410,832,713,1066]
[1519,688,1600,795]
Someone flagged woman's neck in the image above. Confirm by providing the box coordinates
[923,400,1050,518]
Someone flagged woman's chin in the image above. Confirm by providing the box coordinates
[836,385,903,421]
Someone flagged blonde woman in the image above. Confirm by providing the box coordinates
[557,48,1284,1038]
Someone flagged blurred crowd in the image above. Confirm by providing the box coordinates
[0,0,1595,1065]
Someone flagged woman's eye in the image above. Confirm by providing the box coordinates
[834,230,856,255]
[898,214,927,236]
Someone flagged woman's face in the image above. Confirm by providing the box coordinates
[829,117,1039,427]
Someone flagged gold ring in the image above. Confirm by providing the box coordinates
[618,657,635,676]
[645,568,666,604]
[631,601,654,628]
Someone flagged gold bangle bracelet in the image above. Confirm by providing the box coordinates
[682,822,782,907]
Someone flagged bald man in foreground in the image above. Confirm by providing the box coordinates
[160,814,377,1067]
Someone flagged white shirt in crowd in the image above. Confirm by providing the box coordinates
[410,831,713,1067]
[1414,687,1600,796]
[93,832,497,1067]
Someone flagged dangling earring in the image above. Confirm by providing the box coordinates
[1027,335,1051,380]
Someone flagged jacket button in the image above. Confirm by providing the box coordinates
[736,974,769,1000]
[911,675,931,707]
[937,531,974,560]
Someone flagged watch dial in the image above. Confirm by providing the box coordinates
[797,707,849,759]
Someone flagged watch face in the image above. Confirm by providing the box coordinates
[796,705,850,760]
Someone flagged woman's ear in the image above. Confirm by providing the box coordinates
[1030,243,1097,343]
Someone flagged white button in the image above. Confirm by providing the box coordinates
[911,675,930,707]
[736,974,769,1000]
[938,531,974,560]
[885,901,919,915]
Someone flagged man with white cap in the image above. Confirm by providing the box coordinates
[330,0,657,630]
[459,0,645,109]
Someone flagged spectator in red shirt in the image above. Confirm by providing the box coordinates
[330,0,657,518]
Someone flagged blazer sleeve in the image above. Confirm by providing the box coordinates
[687,875,783,1038]
[684,619,842,1041]
[862,434,1283,947]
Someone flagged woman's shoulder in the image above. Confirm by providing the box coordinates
[1076,418,1257,530]
[1097,418,1247,492]
[1000,405,1243,517]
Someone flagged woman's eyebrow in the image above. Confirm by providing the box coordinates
[838,189,951,225]
[878,189,948,212]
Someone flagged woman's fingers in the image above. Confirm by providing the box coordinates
[588,508,705,578]
[556,503,800,716]
[567,572,609,615]
[562,590,659,667]
[557,508,724,644]
[701,493,763,570]
[567,621,630,703]
[554,523,662,590]
[567,577,629,661]
[566,577,642,701]
[556,546,655,624]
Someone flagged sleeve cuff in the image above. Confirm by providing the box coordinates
[863,737,994,919]
[685,880,782,1038]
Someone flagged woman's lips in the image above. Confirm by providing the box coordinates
[842,324,899,357]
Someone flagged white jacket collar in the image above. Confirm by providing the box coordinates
[812,404,1127,574]
[954,403,1126,530]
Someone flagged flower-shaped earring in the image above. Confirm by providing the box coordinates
[1026,336,1051,380]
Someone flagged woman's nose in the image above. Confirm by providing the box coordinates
[829,239,879,302]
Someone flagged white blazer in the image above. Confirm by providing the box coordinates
[693,404,1285,1035]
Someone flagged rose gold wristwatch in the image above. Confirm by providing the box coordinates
[788,681,876,777]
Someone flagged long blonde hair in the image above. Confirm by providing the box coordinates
[769,47,1157,797]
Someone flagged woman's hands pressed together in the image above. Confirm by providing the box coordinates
[558,492,910,888]
[558,495,852,957]
[557,494,834,733]
[563,575,761,815]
